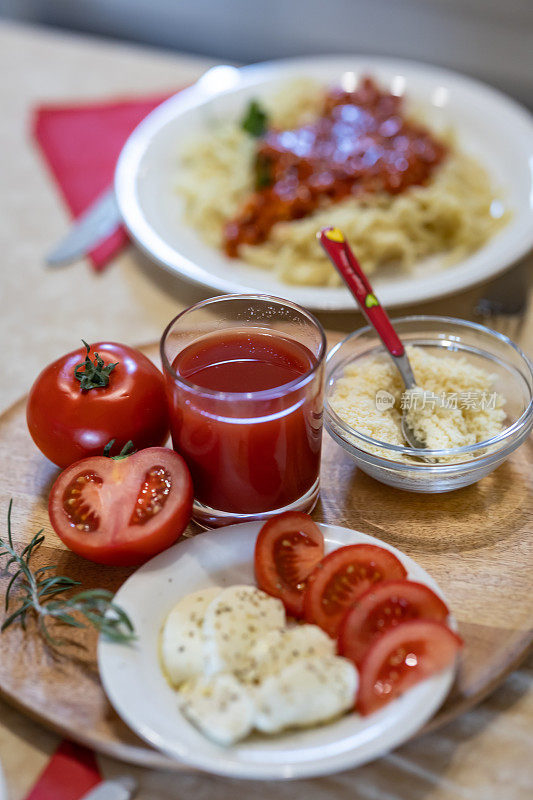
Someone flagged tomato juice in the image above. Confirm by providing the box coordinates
[165,329,324,518]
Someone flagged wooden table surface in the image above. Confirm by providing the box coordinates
[0,19,531,800]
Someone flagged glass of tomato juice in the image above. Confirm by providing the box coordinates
[160,294,326,528]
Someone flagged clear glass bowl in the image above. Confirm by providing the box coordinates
[324,316,533,493]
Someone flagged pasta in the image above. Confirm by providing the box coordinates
[176,79,506,287]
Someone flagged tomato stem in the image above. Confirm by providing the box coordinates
[103,439,136,460]
[74,340,118,391]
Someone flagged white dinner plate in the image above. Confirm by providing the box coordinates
[0,759,6,800]
[98,521,457,780]
[115,55,533,312]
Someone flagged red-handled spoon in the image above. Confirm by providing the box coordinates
[319,226,429,454]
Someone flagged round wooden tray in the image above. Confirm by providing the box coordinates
[0,342,531,770]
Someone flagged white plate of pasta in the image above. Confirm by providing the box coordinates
[115,56,533,311]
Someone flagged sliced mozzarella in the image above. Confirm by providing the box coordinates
[202,585,285,677]
[243,624,335,684]
[161,587,222,687]
[179,673,255,746]
[254,656,358,734]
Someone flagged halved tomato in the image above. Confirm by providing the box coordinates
[254,511,324,617]
[357,619,462,715]
[48,447,193,566]
[338,580,449,667]
[303,544,407,637]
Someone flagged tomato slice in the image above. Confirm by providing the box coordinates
[48,447,193,566]
[254,511,324,617]
[303,544,407,637]
[357,619,462,715]
[338,580,449,667]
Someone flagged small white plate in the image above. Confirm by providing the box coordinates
[98,521,457,780]
[115,55,533,312]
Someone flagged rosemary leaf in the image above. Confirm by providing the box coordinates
[1,600,34,631]
[34,565,58,577]
[5,569,22,611]
[37,576,80,597]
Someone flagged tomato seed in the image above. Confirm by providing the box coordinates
[62,471,102,532]
[130,466,171,525]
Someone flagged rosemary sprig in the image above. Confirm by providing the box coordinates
[1,500,135,646]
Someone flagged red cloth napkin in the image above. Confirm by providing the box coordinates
[24,741,101,800]
[32,91,175,271]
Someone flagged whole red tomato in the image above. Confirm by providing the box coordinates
[27,341,170,468]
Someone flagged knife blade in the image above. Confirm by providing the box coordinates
[46,187,122,266]
[78,776,137,800]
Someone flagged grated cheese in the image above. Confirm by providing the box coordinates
[330,346,506,461]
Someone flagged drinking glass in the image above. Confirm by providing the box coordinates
[160,294,326,527]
